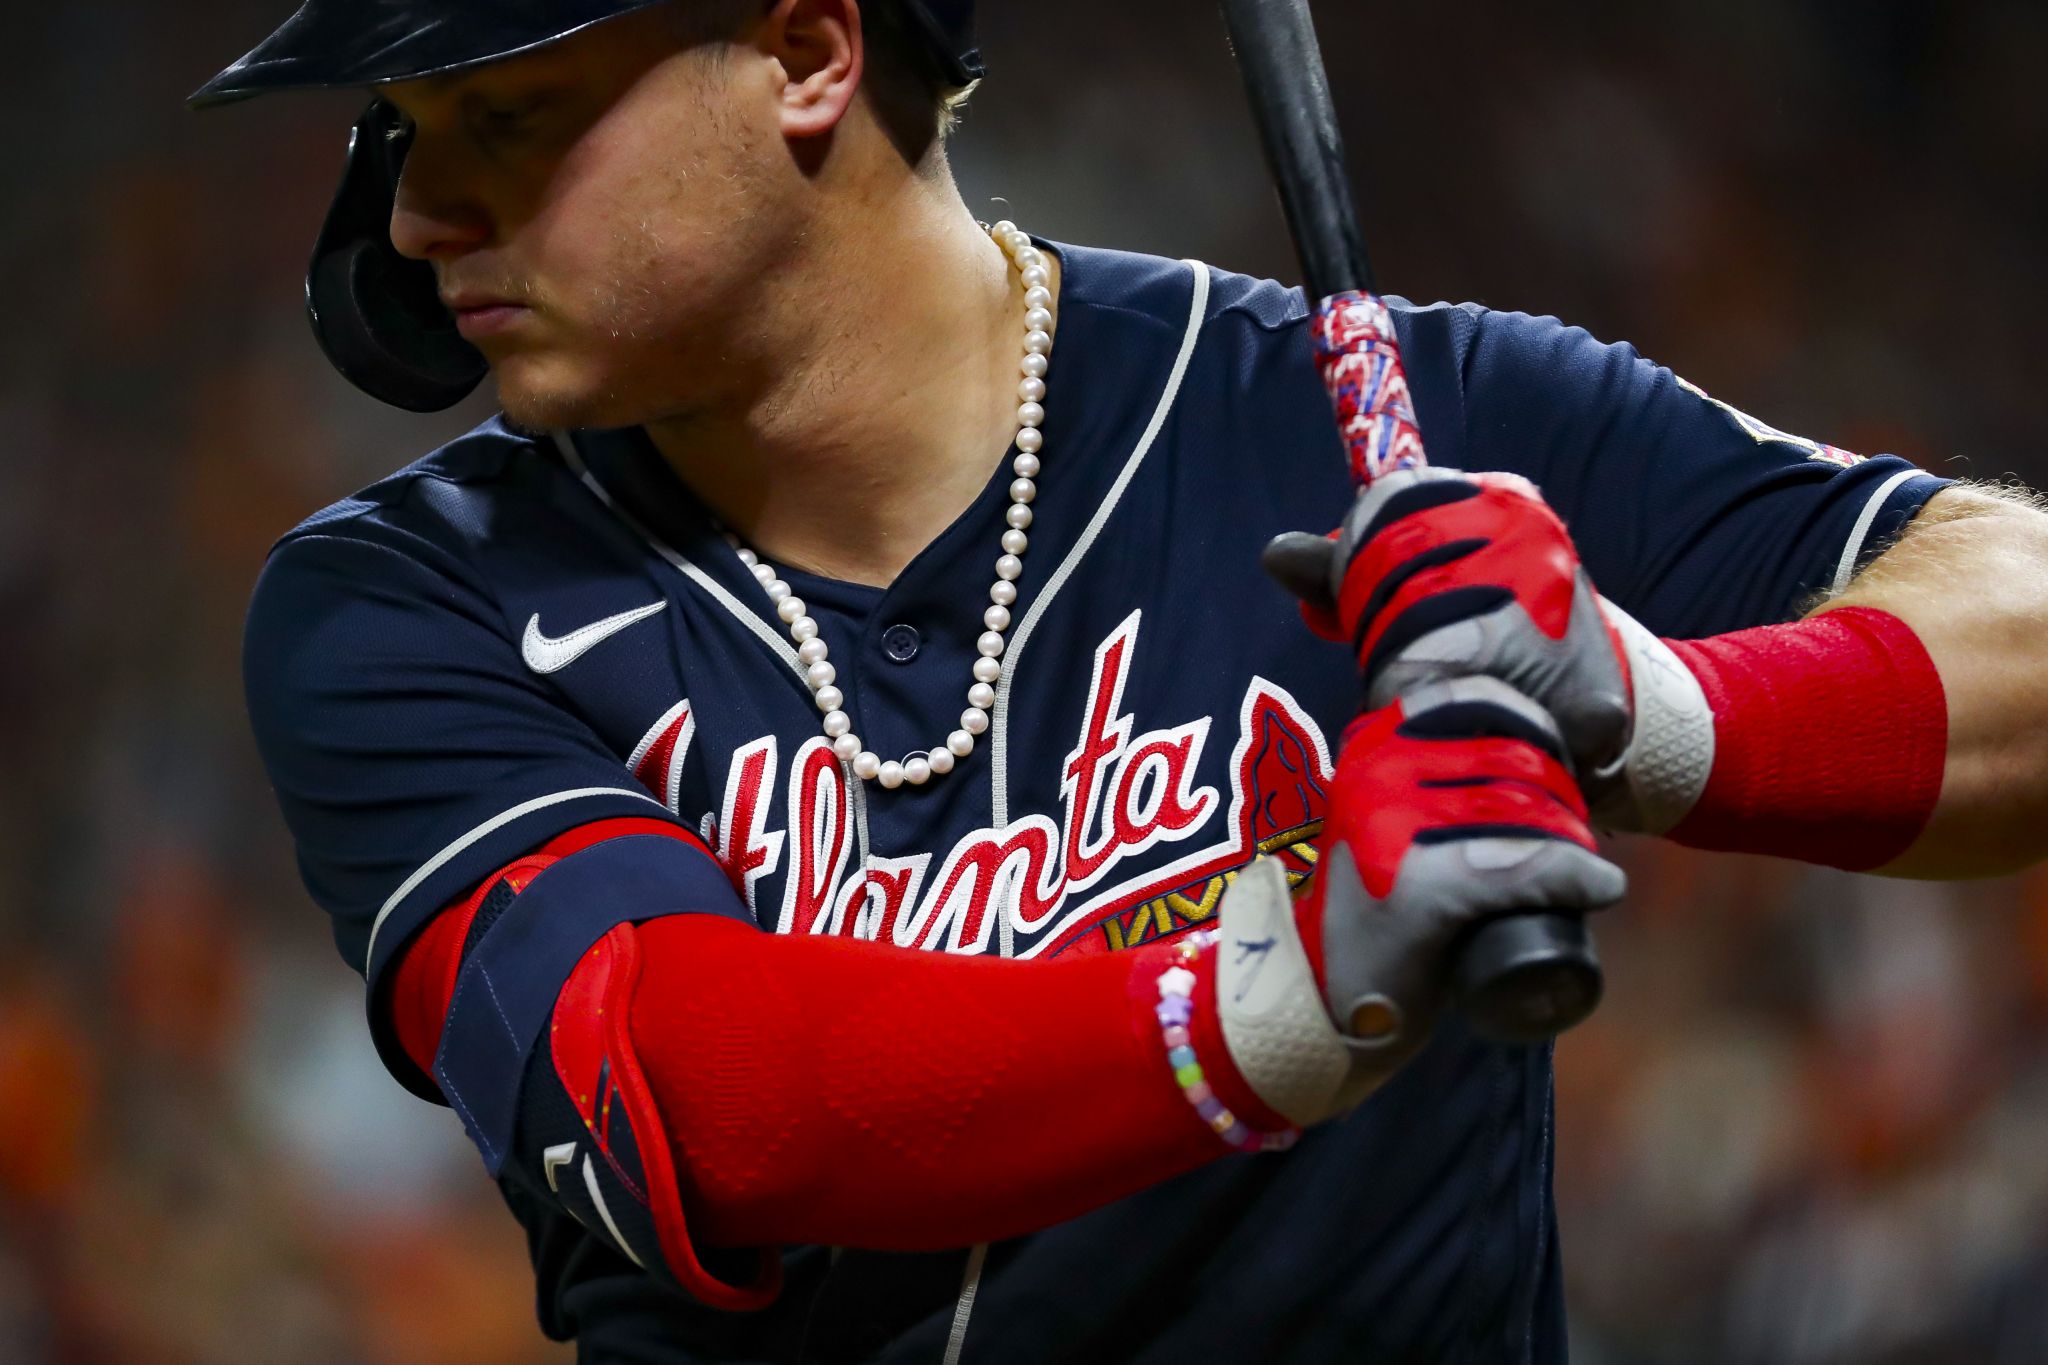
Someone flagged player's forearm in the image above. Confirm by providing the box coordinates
[1818,486,2048,877]
[629,915,1235,1251]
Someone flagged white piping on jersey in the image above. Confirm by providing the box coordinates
[989,258,1211,959]
[941,1242,990,1365]
[1831,467,1921,597]
[551,430,877,890]
[551,432,809,678]
[362,785,664,972]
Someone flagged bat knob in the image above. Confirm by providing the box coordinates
[1450,913,1603,1045]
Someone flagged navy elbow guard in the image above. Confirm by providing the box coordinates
[432,833,780,1309]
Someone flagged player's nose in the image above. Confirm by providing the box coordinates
[388,139,493,263]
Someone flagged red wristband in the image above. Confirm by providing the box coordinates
[1667,607,1946,871]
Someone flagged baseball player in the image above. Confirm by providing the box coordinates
[197,1,2048,1361]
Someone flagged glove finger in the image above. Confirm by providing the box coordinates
[1391,676,1571,768]
[1261,531,1341,610]
[1434,836,1627,915]
[1369,575,1631,773]
[1315,836,1623,1061]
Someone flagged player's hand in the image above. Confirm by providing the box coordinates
[1263,467,1634,787]
[1211,678,1625,1127]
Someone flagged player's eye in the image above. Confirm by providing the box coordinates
[460,91,557,145]
[475,96,550,136]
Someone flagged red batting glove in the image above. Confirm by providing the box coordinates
[1264,467,1634,784]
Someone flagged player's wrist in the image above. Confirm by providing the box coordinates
[1596,602,1947,870]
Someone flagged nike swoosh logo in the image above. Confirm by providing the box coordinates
[522,601,667,674]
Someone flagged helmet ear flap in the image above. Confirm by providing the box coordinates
[305,102,486,413]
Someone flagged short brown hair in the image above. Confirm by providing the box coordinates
[860,0,979,165]
[670,0,976,168]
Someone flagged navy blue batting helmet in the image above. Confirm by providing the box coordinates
[192,1,984,411]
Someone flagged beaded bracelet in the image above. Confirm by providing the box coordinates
[1155,929,1301,1155]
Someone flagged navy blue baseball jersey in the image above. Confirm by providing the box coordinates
[244,239,1945,1363]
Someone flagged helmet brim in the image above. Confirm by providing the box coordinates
[188,0,673,108]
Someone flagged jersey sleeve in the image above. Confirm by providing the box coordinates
[1429,305,1949,639]
[242,514,735,1097]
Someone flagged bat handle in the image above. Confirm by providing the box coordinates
[1449,913,1603,1044]
[1307,292,1608,1044]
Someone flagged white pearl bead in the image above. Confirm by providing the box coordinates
[736,548,758,567]
[1021,354,1049,379]
[814,685,845,713]
[777,596,807,624]
[968,682,996,710]
[973,655,1002,683]
[984,604,1011,631]
[807,660,837,689]
[991,580,1018,606]
[904,756,932,786]
[928,746,956,775]
[798,637,829,665]
[790,616,819,643]
[1021,265,1049,289]
[1024,307,1053,333]
[878,761,905,790]
[853,751,881,780]
[752,562,776,584]
[995,554,1023,581]
[977,631,1006,658]
[947,730,975,757]
[1001,528,1028,555]
[1024,330,1053,355]
[992,219,1017,237]
[1007,504,1034,530]
[833,733,862,761]
[822,708,851,737]
[962,707,991,735]
[767,580,791,603]
[1010,478,1037,504]
[1015,248,1044,270]
[1013,452,1041,478]
[1006,233,1033,256]
[1019,377,1046,403]
[1017,402,1045,429]
[1016,428,1044,454]
[1024,286,1052,310]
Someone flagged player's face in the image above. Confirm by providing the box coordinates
[381,8,802,431]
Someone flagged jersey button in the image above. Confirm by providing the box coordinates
[881,623,922,664]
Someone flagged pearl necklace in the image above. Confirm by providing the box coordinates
[725,221,1053,790]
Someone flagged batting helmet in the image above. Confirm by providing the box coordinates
[191,1,983,412]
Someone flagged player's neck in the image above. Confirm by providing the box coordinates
[641,192,1058,589]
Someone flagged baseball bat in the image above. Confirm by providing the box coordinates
[1218,0,1603,1044]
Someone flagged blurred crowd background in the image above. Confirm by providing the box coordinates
[4,0,2045,1360]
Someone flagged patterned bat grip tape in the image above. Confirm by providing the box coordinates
[1311,292,1428,485]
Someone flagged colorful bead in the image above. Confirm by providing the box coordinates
[1153,932,1301,1157]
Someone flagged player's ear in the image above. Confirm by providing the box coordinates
[760,0,863,141]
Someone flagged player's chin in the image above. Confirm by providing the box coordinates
[490,355,637,434]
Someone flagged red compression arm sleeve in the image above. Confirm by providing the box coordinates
[626,915,1271,1249]
[388,835,1288,1253]
[1667,606,1947,871]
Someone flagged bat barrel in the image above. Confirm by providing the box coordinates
[1218,0,1374,300]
